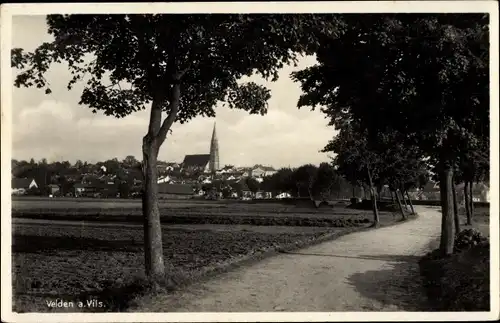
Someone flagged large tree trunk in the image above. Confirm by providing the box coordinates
[366,166,379,227]
[141,81,182,280]
[142,139,165,280]
[439,165,455,256]
[395,189,406,220]
[452,181,460,234]
[469,181,475,218]
[406,191,415,215]
[464,181,472,225]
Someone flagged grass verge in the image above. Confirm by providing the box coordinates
[418,207,491,311]
[419,241,490,311]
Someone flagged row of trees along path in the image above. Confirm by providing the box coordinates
[13,14,488,283]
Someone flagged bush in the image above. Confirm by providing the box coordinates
[454,229,488,254]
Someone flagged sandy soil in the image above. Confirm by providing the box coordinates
[135,206,442,312]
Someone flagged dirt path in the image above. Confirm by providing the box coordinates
[137,206,442,312]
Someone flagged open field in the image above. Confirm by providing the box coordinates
[11,198,378,227]
[12,222,341,312]
[11,199,405,312]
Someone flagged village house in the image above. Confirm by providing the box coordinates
[250,165,277,178]
[255,191,273,199]
[157,175,172,184]
[74,182,103,197]
[182,154,212,174]
[240,170,251,177]
[238,180,253,199]
[11,178,38,195]
[275,192,292,199]
[219,165,236,173]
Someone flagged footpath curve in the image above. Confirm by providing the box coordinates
[137,206,442,312]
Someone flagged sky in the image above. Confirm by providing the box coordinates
[11,15,337,168]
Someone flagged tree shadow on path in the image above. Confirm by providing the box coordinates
[346,254,432,311]
[282,251,420,263]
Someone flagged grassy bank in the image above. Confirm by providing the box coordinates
[419,206,491,311]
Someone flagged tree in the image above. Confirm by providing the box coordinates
[292,164,318,199]
[245,177,260,194]
[261,167,295,196]
[12,14,343,279]
[123,155,140,168]
[455,137,489,224]
[103,158,121,175]
[221,185,233,199]
[293,14,488,255]
[324,123,382,226]
[313,162,337,200]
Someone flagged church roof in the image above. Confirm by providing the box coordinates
[12,178,36,189]
[182,154,210,168]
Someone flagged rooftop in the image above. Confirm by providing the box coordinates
[12,178,35,189]
[182,154,211,168]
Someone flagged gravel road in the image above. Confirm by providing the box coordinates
[136,206,442,312]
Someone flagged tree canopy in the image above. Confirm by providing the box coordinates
[12,14,344,128]
[292,13,489,254]
[293,14,489,161]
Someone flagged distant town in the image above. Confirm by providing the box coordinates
[11,123,295,200]
[11,156,288,199]
[11,122,490,203]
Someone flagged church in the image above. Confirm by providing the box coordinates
[181,122,220,174]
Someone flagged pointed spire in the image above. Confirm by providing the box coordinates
[209,121,220,173]
[212,121,217,140]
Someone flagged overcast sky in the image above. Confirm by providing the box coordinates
[11,15,337,168]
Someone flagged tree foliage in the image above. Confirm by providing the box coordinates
[245,177,260,194]
[292,164,318,198]
[293,13,489,254]
[12,14,344,124]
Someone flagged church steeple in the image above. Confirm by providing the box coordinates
[209,122,220,173]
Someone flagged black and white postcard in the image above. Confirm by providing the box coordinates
[1,1,498,322]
